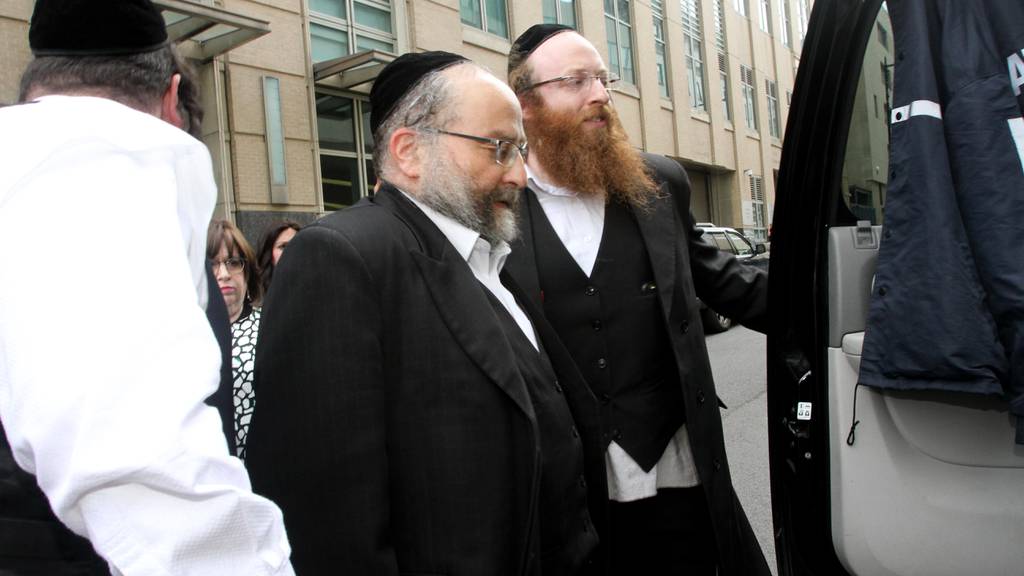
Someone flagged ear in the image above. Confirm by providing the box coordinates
[388,127,424,179]
[159,73,184,130]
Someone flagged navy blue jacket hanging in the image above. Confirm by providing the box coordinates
[860,0,1024,443]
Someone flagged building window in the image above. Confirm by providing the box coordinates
[741,65,757,131]
[796,0,809,45]
[542,0,576,28]
[876,22,888,49]
[681,0,705,111]
[733,0,748,17]
[461,0,509,38]
[758,0,771,34]
[651,0,670,98]
[766,79,781,138]
[310,0,395,62]
[778,0,791,47]
[749,173,768,241]
[316,92,377,210]
[714,0,730,121]
[605,0,636,85]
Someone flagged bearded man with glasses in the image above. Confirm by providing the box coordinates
[246,51,605,575]
[505,24,771,576]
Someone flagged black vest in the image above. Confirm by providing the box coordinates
[528,193,685,472]
[482,287,597,574]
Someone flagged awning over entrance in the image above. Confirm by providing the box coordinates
[155,0,270,63]
[313,50,395,91]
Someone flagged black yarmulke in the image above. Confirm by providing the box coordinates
[369,51,468,135]
[29,0,169,57]
[508,24,572,75]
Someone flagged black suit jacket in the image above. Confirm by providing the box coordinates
[246,185,605,576]
[506,153,770,576]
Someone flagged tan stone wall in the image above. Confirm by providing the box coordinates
[1,1,33,105]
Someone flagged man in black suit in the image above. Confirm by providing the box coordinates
[246,52,605,575]
[504,25,771,575]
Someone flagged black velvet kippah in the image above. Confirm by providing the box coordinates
[369,51,468,135]
[29,0,168,57]
[508,24,572,74]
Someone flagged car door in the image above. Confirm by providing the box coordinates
[768,1,1024,575]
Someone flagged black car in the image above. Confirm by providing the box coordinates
[768,1,1024,575]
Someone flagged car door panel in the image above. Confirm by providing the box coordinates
[824,226,1024,576]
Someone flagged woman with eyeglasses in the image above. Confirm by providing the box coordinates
[206,219,264,460]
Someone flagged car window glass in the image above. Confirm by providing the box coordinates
[727,231,755,256]
[709,231,734,252]
[839,5,892,225]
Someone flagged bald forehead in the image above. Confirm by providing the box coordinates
[525,31,606,79]
[444,63,518,102]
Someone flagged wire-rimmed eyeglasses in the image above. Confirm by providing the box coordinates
[520,72,620,94]
[210,257,245,274]
[424,129,529,167]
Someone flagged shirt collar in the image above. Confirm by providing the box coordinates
[400,190,511,275]
[526,164,581,199]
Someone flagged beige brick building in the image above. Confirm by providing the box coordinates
[1,0,812,244]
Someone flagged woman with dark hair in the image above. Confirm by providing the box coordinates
[257,220,301,297]
[206,219,263,460]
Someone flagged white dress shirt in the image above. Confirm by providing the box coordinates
[0,96,294,575]
[403,191,538,350]
[527,167,699,502]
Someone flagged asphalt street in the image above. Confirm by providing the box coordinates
[705,325,776,575]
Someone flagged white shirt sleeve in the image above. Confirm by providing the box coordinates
[0,140,293,575]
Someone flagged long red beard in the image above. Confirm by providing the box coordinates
[525,101,656,206]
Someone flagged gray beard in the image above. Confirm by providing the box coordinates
[418,154,519,245]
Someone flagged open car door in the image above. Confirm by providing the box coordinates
[768,1,1024,575]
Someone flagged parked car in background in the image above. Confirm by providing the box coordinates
[696,223,768,333]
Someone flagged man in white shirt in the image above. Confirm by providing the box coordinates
[504,24,771,575]
[245,52,605,575]
[0,1,294,574]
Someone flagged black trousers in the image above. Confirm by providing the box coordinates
[606,486,719,575]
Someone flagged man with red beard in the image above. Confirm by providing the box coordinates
[505,25,771,576]
[246,52,606,575]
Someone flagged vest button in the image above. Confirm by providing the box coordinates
[713,458,722,471]
[591,319,602,331]
[612,428,622,440]
[585,286,597,296]
[554,380,563,393]
[597,357,607,369]
[599,393,611,405]
[680,320,690,333]
[697,388,706,404]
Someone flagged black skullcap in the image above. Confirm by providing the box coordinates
[369,51,469,135]
[508,24,573,75]
[29,0,168,57]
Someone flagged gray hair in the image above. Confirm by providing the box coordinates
[372,64,467,178]
[18,45,203,137]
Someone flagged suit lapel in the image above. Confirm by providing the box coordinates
[375,186,537,421]
[634,182,679,321]
[505,186,543,310]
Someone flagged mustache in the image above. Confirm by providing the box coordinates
[582,105,612,123]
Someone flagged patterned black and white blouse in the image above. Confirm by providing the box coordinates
[231,305,261,460]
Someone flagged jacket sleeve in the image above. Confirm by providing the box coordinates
[245,224,398,575]
[649,153,769,333]
[0,148,293,576]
